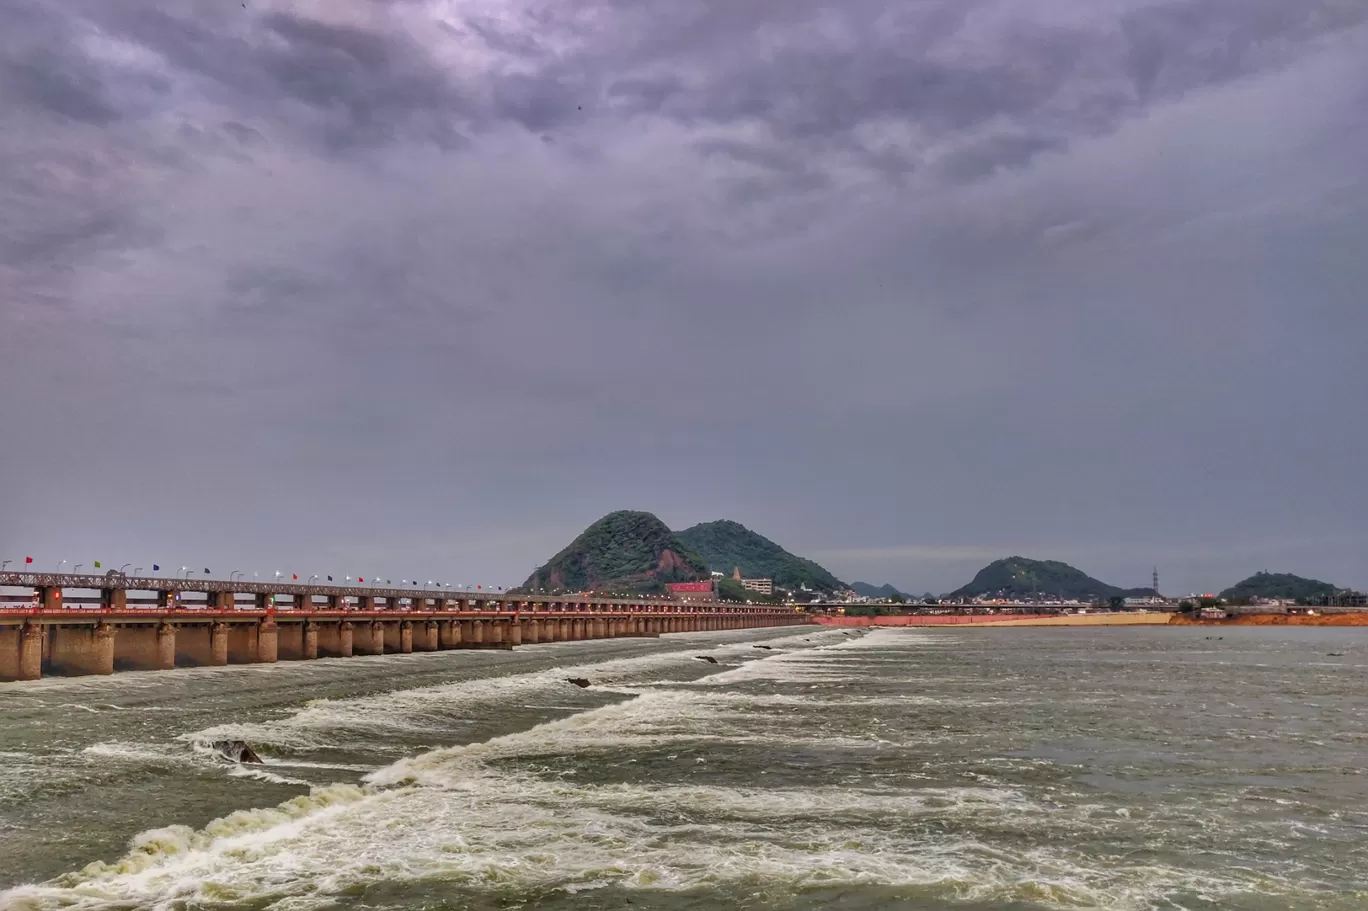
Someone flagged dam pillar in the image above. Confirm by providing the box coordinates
[415,621,438,651]
[591,618,606,639]
[354,621,384,655]
[522,618,540,644]
[486,621,504,646]
[0,623,44,681]
[48,623,114,676]
[463,620,482,645]
[398,621,414,653]
[225,623,259,664]
[317,621,350,658]
[177,622,230,666]
[506,620,522,646]
[438,619,460,649]
[112,622,175,671]
[255,618,276,659]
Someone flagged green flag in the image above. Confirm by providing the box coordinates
[94,561,101,569]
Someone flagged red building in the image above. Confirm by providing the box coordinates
[667,580,716,601]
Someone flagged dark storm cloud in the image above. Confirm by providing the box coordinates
[1,0,1366,595]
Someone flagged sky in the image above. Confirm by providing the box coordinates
[2,0,1366,597]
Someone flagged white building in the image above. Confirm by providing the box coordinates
[740,578,773,595]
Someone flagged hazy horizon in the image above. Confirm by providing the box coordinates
[3,1,1365,597]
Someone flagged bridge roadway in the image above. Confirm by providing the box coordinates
[0,572,805,682]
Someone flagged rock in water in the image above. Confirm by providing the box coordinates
[695,655,718,664]
[752,645,773,650]
[211,740,264,764]
[566,677,591,688]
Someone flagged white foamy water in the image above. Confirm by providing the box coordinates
[4,626,1367,910]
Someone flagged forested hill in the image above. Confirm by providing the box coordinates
[520,511,709,593]
[675,520,846,592]
[850,582,907,599]
[1219,572,1337,602]
[950,557,1155,600]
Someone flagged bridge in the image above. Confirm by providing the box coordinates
[0,572,805,682]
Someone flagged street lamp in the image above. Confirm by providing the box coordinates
[119,564,131,575]
[74,564,84,574]
[230,570,242,583]
[309,575,318,584]
[181,566,193,581]
[57,560,67,572]
[1,561,9,571]
[134,567,143,575]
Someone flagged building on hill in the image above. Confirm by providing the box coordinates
[740,578,773,595]
[667,581,716,602]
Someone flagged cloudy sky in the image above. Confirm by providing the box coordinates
[2,0,1366,595]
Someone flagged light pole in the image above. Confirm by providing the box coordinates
[119,564,131,575]
[309,575,318,584]
[181,566,193,581]
[57,560,67,573]
[74,564,84,574]
[134,567,143,575]
[1,561,9,571]
[230,570,242,583]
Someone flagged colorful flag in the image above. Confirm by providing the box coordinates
[153,564,160,571]
[359,577,364,583]
[25,557,32,564]
[94,561,102,569]
[327,575,333,581]
[292,573,298,580]
[386,579,391,584]
[204,568,210,574]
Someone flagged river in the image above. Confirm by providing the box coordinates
[1,626,1365,909]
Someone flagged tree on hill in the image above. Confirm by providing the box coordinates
[520,511,709,593]
[950,556,1153,601]
[1219,571,1337,603]
[675,520,846,592]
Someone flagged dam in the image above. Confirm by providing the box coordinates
[0,571,804,682]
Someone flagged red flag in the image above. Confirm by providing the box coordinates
[292,574,298,580]
[25,556,33,564]
[477,584,482,589]
[359,577,364,583]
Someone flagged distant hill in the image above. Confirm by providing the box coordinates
[950,557,1154,601]
[1219,572,1337,602]
[675,520,846,593]
[850,581,906,599]
[520,511,709,593]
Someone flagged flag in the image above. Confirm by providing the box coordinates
[204,568,210,574]
[25,557,32,564]
[153,564,160,571]
[292,573,298,580]
[94,561,102,569]
[386,579,391,584]
[477,584,481,590]
[327,575,333,581]
[359,577,364,583]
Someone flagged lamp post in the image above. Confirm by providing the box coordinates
[119,564,131,575]
[181,566,193,581]
[230,570,243,583]
[2,560,10,571]
[74,564,84,574]
[309,575,318,584]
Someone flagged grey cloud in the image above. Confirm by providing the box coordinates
[1,0,1365,596]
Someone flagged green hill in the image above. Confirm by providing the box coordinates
[1219,572,1337,602]
[520,511,709,594]
[850,581,906,600]
[950,557,1154,601]
[675,520,846,593]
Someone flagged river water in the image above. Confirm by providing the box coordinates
[1,625,1366,910]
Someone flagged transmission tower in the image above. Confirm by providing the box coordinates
[1153,566,1160,595]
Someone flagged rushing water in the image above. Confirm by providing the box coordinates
[1,625,1367,910]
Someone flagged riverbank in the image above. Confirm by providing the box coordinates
[1170,612,1368,626]
[814,611,1172,628]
